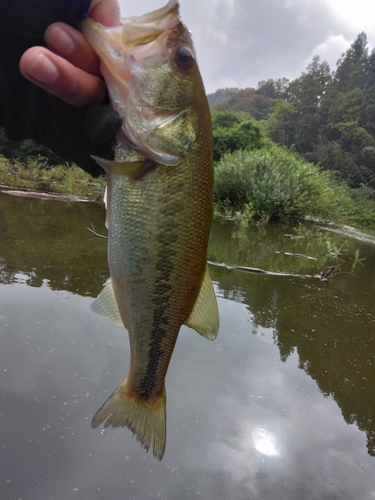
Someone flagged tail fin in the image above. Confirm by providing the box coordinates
[91,382,167,461]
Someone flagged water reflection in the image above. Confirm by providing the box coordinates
[209,217,375,459]
[252,427,280,457]
[1,191,375,499]
[0,191,108,294]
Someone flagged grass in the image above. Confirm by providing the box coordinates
[0,154,105,202]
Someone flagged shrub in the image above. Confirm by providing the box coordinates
[214,145,354,221]
[211,111,267,161]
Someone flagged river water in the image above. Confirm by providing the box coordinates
[1,190,375,500]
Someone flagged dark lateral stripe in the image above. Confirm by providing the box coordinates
[138,214,178,399]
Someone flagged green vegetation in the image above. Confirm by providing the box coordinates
[210,87,275,120]
[212,33,375,193]
[2,31,375,226]
[214,145,354,222]
[0,127,105,201]
[208,31,375,227]
[212,110,267,161]
[0,154,105,201]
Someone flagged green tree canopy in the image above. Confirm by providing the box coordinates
[257,78,290,100]
[334,32,369,92]
[209,31,375,191]
[211,110,266,161]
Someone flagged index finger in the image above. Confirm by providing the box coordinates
[45,23,101,75]
[88,0,121,25]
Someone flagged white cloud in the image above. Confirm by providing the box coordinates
[325,0,375,35]
[302,34,351,73]
[115,0,375,93]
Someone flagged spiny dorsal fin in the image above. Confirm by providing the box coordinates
[184,265,219,340]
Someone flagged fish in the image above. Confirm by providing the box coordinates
[80,0,219,460]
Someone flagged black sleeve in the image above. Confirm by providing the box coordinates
[0,0,121,176]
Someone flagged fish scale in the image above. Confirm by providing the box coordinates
[82,0,219,460]
[111,162,210,367]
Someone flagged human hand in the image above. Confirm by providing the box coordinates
[19,0,120,107]
[0,0,122,175]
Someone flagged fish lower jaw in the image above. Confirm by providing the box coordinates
[117,127,180,166]
[116,129,141,154]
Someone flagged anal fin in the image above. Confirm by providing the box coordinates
[91,278,124,327]
[184,265,219,340]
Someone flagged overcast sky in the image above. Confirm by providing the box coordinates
[117,0,375,94]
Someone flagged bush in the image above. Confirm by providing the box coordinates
[211,110,267,161]
[214,145,354,221]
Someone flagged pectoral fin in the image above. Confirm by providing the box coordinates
[92,156,145,178]
[91,278,124,326]
[184,265,219,340]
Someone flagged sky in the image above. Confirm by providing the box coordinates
[117,0,375,94]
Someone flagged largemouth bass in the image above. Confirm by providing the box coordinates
[81,0,219,460]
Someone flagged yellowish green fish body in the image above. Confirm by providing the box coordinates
[81,0,219,460]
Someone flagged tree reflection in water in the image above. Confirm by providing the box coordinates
[1,191,375,499]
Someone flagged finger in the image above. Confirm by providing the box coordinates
[89,0,121,25]
[19,46,106,107]
[45,23,101,75]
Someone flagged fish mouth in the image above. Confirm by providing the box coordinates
[81,0,191,166]
[121,0,180,48]
[119,0,189,166]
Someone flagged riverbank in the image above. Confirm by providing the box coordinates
[2,153,375,230]
[0,155,105,203]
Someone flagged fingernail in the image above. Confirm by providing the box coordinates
[26,53,59,84]
[45,25,75,56]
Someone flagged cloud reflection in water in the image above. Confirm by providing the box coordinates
[251,427,280,457]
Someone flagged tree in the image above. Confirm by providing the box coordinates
[257,78,290,100]
[287,56,332,152]
[211,110,246,130]
[334,32,369,92]
[211,87,275,120]
[210,31,375,194]
[324,88,366,127]
[207,88,240,106]
[288,56,332,109]
[265,101,298,147]
[362,48,375,135]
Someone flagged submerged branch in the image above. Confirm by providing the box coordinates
[87,223,108,239]
[208,260,305,278]
[274,251,316,260]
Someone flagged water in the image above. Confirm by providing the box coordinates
[1,190,375,499]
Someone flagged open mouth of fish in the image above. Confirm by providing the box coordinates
[121,0,180,47]
[82,0,190,166]
[119,0,192,165]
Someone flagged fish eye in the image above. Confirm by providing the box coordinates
[174,46,194,71]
